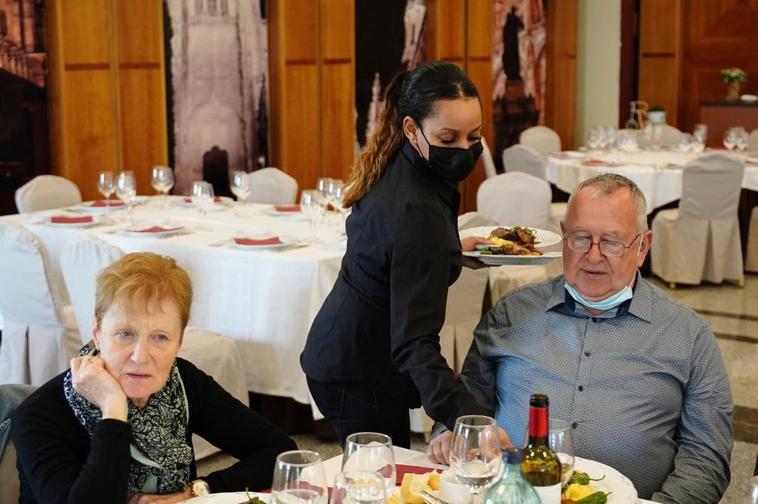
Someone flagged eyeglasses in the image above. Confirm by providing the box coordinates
[563,232,642,257]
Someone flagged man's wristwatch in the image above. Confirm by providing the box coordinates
[190,479,210,496]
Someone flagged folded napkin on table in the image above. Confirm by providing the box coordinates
[233,237,282,246]
[131,226,181,233]
[89,200,125,207]
[50,215,93,224]
[274,204,301,212]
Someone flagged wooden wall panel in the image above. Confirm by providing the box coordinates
[427,0,466,63]
[546,0,577,148]
[60,0,110,63]
[115,0,163,64]
[638,0,682,126]
[283,65,321,187]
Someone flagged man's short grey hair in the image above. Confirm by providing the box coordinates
[565,174,649,232]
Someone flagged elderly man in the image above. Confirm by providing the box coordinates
[429,174,733,503]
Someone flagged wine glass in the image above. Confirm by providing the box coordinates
[677,133,692,153]
[331,471,386,504]
[151,166,174,207]
[301,189,325,241]
[735,128,749,153]
[693,123,708,144]
[317,178,333,199]
[115,171,137,223]
[326,179,345,210]
[231,170,252,203]
[272,450,328,504]
[548,419,575,486]
[191,181,215,219]
[449,415,502,504]
[342,432,396,494]
[98,171,115,205]
[723,128,738,151]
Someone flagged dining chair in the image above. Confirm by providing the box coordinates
[747,128,758,152]
[476,172,563,304]
[480,137,498,179]
[0,222,80,385]
[0,384,37,504]
[15,175,82,213]
[745,206,758,273]
[519,125,562,156]
[502,144,547,179]
[246,167,298,204]
[651,153,745,287]
[57,237,250,459]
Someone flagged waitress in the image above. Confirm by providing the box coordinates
[301,61,489,447]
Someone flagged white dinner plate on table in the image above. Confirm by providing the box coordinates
[120,225,185,238]
[572,456,638,504]
[461,226,562,249]
[227,236,297,250]
[182,491,269,504]
[45,215,104,228]
[463,250,562,266]
[77,201,127,213]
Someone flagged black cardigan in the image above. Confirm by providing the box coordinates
[301,141,487,429]
[11,358,297,504]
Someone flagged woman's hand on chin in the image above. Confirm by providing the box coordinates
[128,488,193,504]
[70,355,128,421]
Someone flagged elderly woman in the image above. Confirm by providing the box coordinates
[12,253,296,504]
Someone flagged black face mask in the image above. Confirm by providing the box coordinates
[418,128,483,183]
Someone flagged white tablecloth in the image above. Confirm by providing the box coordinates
[546,150,758,213]
[0,198,346,415]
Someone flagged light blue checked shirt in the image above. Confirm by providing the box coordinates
[460,274,733,503]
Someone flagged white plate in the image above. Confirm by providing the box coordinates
[120,226,185,238]
[461,226,562,249]
[46,215,102,228]
[77,201,127,213]
[463,250,562,266]
[572,456,638,504]
[182,491,269,504]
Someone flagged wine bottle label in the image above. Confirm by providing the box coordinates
[532,483,561,504]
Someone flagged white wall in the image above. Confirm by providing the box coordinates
[575,0,622,148]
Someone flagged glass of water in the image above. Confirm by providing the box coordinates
[331,470,386,504]
[342,432,396,494]
[98,171,116,204]
[191,181,215,218]
[272,450,328,504]
[449,415,502,504]
[116,171,137,223]
[548,419,576,486]
[151,166,174,207]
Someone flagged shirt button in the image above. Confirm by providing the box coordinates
[571,422,578,429]
[578,385,584,392]
[584,350,591,357]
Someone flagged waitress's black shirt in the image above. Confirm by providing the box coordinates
[300,141,486,430]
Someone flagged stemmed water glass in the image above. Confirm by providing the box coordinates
[301,190,324,241]
[548,419,576,486]
[723,128,739,151]
[693,123,708,144]
[677,133,693,153]
[331,470,387,504]
[449,415,502,504]
[192,181,215,219]
[231,170,252,203]
[734,127,749,153]
[115,171,137,224]
[98,171,115,205]
[272,450,328,504]
[151,166,174,207]
[341,432,396,494]
[317,178,333,200]
[326,179,345,210]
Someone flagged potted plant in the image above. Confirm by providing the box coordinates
[721,67,748,101]
[648,105,666,124]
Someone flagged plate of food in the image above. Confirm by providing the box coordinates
[562,457,638,504]
[460,226,562,266]
[182,491,269,504]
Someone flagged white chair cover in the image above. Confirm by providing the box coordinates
[748,128,758,152]
[502,144,547,179]
[745,206,758,273]
[477,171,551,229]
[60,237,125,341]
[457,211,498,230]
[652,153,745,285]
[181,328,250,459]
[56,238,249,459]
[519,126,561,156]
[409,267,489,434]
[0,223,80,385]
[480,137,497,179]
[246,167,298,205]
[15,175,82,213]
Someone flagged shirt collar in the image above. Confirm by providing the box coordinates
[545,272,652,322]
[401,140,460,207]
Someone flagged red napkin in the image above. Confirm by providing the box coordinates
[90,200,125,207]
[132,226,181,233]
[582,158,607,166]
[665,163,683,169]
[184,196,222,203]
[50,215,93,224]
[233,237,282,246]
[395,464,441,485]
[274,204,301,212]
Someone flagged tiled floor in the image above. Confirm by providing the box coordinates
[199,274,758,503]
